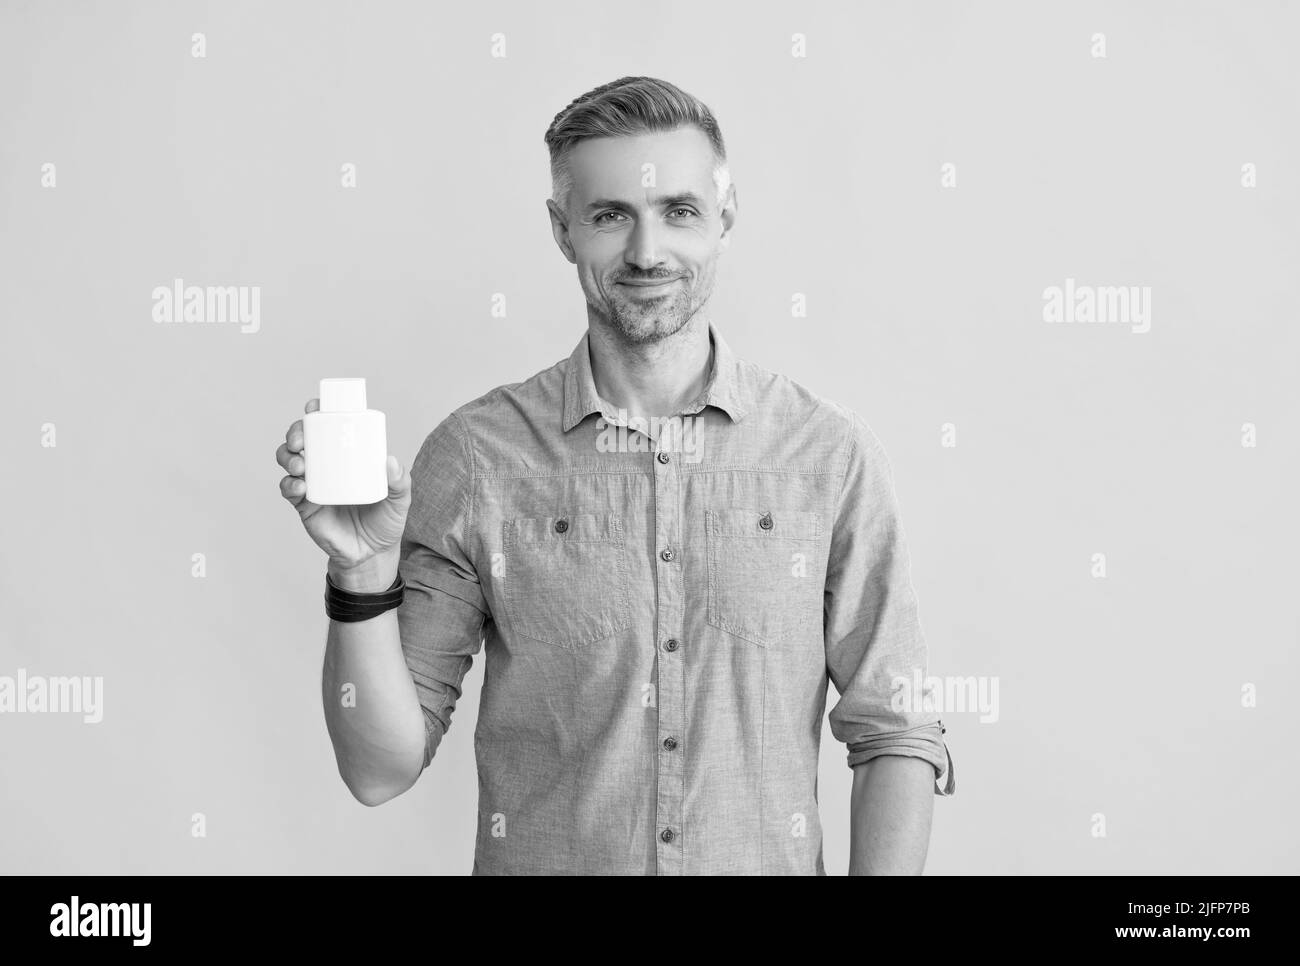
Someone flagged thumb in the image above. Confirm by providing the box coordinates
[385,453,411,498]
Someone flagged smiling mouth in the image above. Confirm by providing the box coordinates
[618,278,681,288]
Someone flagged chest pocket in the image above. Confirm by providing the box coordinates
[501,511,633,649]
[706,507,824,647]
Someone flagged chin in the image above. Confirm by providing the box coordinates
[612,313,690,345]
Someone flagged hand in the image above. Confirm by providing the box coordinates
[276,398,412,585]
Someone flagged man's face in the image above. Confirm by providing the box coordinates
[548,126,736,345]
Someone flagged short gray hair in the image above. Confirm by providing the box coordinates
[543,76,731,217]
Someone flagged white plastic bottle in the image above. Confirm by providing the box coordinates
[303,378,388,505]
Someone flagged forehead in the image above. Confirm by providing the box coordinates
[567,126,715,202]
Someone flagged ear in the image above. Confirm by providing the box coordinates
[546,199,577,265]
[717,183,738,251]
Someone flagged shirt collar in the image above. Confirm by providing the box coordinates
[561,321,752,433]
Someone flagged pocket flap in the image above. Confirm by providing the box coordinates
[507,511,621,546]
[706,507,822,541]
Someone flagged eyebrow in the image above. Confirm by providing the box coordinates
[583,192,709,214]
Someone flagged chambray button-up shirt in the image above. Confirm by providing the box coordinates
[396,322,955,876]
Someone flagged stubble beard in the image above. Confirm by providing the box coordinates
[594,278,710,347]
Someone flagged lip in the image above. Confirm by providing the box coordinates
[618,278,680,288]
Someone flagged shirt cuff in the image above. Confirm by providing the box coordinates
[421,705,449,770]
[846,721,956,796]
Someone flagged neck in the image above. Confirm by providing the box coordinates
[587,313,713,426]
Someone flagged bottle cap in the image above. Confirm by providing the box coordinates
[319,378,367,412]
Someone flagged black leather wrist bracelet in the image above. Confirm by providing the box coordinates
[325,571,405,622]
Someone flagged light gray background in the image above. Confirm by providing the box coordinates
[2,0,1296,874]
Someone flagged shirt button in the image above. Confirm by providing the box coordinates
[758,511,773,530]
[664,638,679,652]
[662,736,678,750]
[554,518,569,533]
[656,451,670,464]
[660,548,674,562]
[661,828,675,843]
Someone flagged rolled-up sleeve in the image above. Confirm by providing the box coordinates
[396,411,489,771]
[824,412,955,796]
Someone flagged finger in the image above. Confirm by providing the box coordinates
[385,454,409,495]
[305,397,319,414]
[276,442,305,476]
[285,418,304,452]
[279,475,320,513]
[279,474,308,505]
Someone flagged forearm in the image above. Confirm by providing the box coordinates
[848,755,935,875]
[321,551,427,805]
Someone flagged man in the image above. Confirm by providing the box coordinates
[276,76,954,875]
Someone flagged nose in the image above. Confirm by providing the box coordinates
[624,218,665,272]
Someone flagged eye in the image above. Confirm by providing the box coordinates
[595,211,626,224]
[668,207,697,219]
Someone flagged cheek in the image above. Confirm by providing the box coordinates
[574,260,601,283]
[582,268,615,299]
